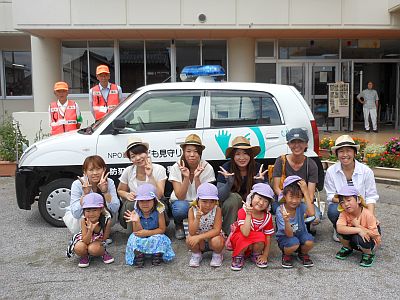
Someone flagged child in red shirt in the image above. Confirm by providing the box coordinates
[229,183,274,271]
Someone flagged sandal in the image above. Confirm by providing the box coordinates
[135,251,145,268]
[152,253,163,266]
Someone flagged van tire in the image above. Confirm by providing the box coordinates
[38,178,75,227]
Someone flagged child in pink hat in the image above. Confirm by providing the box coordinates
[229,183,275,271]
[186,182,224,268]
[66,193,114,268]
[275,175,315,269]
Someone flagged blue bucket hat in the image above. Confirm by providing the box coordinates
[82,193,104,209]
[278,175,303,202]
[134,183,165,213]
[246,183,275,206]
[197,182,219,200]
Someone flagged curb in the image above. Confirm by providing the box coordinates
[375,177,400,186]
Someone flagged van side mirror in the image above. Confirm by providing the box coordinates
[112,118,127,134]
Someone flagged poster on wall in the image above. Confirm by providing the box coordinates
[328,81,349,118]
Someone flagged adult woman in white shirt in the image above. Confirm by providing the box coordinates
[168,134,215,239]
[117,137,167,234]
[324,135,379,241]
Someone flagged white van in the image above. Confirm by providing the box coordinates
[16,68,324,226]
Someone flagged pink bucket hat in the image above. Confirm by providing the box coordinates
[82,193,104,209]
[197,182,219,200]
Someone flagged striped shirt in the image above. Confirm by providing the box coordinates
[237,208,274,235]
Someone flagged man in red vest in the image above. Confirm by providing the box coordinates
[89,65,123,121]
[49,81,82,136]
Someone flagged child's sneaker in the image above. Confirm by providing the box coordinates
[281,254,293,268]
[135,251,145,268]
[210,252,223,267]
[231,255,245,271]
[335,247,353,260]
[102,251,114,264]
[251,253,268,268]
[360,253,375,267]
[298,253,314,267]
[78,255,90,268]
[189,253,203,267]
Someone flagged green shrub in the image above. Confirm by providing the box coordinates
[0,115,29,161]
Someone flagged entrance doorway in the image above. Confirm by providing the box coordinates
[352,62,399,130]
[278,62,339,129]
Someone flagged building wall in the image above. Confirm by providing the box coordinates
[12,0,398,29]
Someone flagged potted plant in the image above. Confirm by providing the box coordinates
[319,137,334,160]
[366,137,400,180]
[0,115,29,176]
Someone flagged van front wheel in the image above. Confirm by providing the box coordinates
[38,178,74,227]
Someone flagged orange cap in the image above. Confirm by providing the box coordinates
[96,65,110,75]
[53,81,69,91]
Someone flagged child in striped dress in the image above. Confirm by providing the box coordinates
[186,183,225,267]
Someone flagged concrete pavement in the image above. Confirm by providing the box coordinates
[0,177,399,299]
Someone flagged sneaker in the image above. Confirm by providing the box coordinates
[373,129,378,133]
[360,253,375,267]
[255,257,268,268]
[335,247,353,260]
[281,254,293,268]
[102,251,114,264]
[210,252,223,267]
[189,253,203,267]
[152,253,163,266]
[250,253,268,268]
[78,256,90,268]
[332,228,340,242]
[135,251,145,268]
[231,255,245,271]
[175,226,185,240]
[298,253,314,267]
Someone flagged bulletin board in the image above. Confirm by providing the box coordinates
[327,81,350,118]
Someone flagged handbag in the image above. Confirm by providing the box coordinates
[225,221,239,251]
[267,155,286,189]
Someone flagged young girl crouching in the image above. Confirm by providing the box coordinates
[124,183,175,267]
[335,186,381,267]
[67,193,114,268]
[229,183,274,271]
[186,183,225,268]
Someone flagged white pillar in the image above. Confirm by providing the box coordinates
[227,38,255,82]
[31,36,61,111]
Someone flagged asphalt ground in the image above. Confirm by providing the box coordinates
[0,177,399,299]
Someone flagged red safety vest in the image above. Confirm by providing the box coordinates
[50,100,78,135]
[91,84,120,121]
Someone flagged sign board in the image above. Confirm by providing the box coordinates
[328,81,350,118]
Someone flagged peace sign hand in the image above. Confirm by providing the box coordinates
[124,210,140,223]
[253,164,268,181]
[218,166,234,179]
[97,171,109,193]
[179,160,190,178]
[78,175,92,195]
[280,204,290,222]
[85,219,99,232]
[144,157,153,177]
[193,162,206,178]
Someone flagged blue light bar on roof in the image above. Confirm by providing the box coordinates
[180,65,225,81]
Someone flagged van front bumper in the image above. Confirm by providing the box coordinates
[15,166,40,210]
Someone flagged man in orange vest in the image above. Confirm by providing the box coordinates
[89,65,123,121]
[49,81,82,136]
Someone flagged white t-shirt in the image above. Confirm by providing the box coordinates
[119,163,167,193]
[168,159,216,202]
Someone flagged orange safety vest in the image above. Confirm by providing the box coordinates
[91,83,120,121]
[50,100,78,135]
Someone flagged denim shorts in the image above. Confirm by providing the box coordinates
[277,231,314,249]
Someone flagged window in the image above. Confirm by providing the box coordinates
[146,41,171,85]
[257,41,275,58]
[62,41,115,94]
[342,39,400,59]
[176,41,200,81]
[210,91,282,127]
[116,91,201,132]
[3,51,32,96]
[279,40,339,59]
[255,63,276,84]
[120,41,145,92]
[202,40,227,77]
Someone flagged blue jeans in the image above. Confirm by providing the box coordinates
[327,203,340,228]
[171,200,190,225]
[277,231,314,249]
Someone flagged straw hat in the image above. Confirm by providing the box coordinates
[180,133,205,150]
[331,135,360,153]
[225,136,260,158]
[124,136,149,157]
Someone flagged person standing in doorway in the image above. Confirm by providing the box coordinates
[49,81,82,135]
[89,65,123,122]
[357,81,379,133]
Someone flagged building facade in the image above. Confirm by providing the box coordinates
[1,0,400,139]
